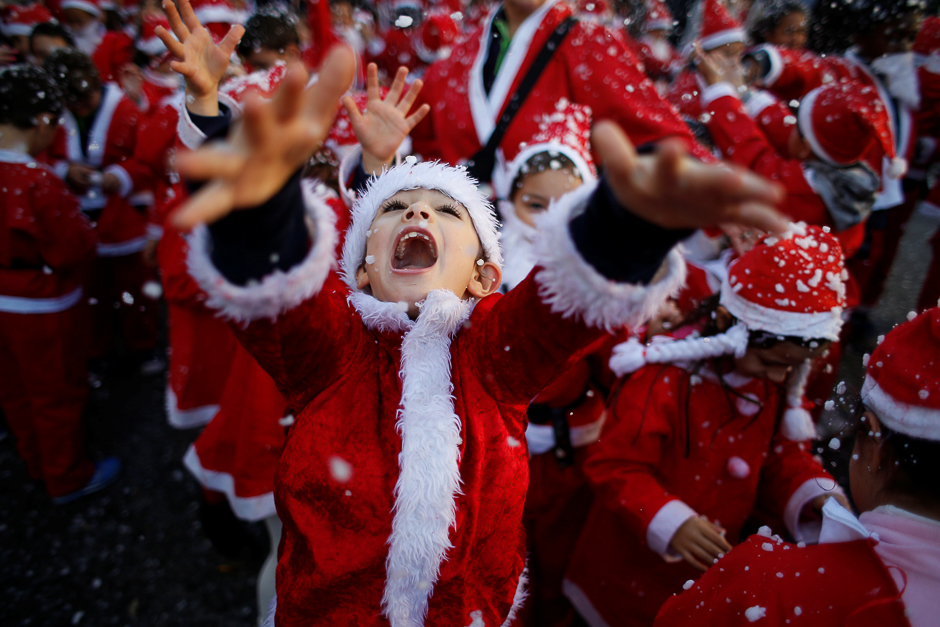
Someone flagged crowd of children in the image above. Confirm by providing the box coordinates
[2,0,939,625]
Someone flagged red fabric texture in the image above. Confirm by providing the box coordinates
[412,1,710,167]
[655,536,909,626]
[667,69,704,120]
[227,271,609,626]
[917,227,940,312]
[92,30,134,84]
[704,93,866,256]
[565,363,833,625]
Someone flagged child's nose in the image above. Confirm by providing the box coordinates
[403,204,431,221]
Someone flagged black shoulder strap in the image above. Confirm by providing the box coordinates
[467,15,578,184]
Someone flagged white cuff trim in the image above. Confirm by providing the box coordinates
[103,164,134,197]
[918,199,940,220]
[701,82,739,107]
[784,476,843,544]
[337,144,364,209]
[758,44,784,87]
[532,181,688,332]
[165,385,218,429]
[186,179,338,324]
[646,499,698,557]
[54,160,70,180]
[744,90,779,118]
[925,51,940,75]
[177,103,208,150]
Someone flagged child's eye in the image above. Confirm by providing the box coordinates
[437,204,462,218]
[382,200,408,213]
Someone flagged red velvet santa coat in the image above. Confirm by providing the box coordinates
[564,362,839,626]
[701,85,867,259]
[47,83,155,254]
[411,0,708,169]
[139,70,182,119]
[92,30,134,84]
[186,181,687,627]
[655,501,911,626]
[666,69,705,120]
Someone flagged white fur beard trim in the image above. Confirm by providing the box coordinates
[186,180,338,324]
[532,181,687,332]
[382,289,473,626]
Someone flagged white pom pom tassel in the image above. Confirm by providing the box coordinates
[609,338,648,377]
[781,360,817,441]
[888,157,908,179]
[609,323,750,378]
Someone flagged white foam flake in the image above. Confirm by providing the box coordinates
[745,605,766,622]
[761,542,774,551]
[507,436,520,447]
[329,456,353,482]
[828,438,841,450]
[683,579,695,590]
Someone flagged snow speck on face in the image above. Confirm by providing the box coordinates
[683,579,695,590]
[365,255,375,264]
[745,605,766,622]
[329,456,353,482]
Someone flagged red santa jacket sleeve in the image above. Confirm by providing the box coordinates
[102,97,158,197]
[702,85,831,227]
[29,168,97,270]
[755,433,841,544]
[582,364,690,547]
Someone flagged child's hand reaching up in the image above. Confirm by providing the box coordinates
[591,120,788,236]
[155,0,244,116]
[670,516,733,572]
[342,63,430,175]
[171,48,356,230]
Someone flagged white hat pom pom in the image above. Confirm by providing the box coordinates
[888,157,908,179]
[781,406,818,441]
[609,338,648,377]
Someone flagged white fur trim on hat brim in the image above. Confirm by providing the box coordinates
[61,0,102,16]
[862,375,940,441]
[186,180,338,324]
[136,36,167,56]
[1,23,36,37]
[494,141,596,201]
[699,28,747,51]
[700,81,739,107]
[719,272,844,341]
[531,180,688,333]
[797,86,843,167]
[340,160,502,291]
[193,5,246,24]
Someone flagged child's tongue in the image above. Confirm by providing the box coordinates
[393,234,437,270]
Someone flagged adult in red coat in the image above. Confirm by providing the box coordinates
[411,0,708,178]
[0,65,118,502]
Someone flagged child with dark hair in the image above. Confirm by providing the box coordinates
[236,8,302,72]
[745,0,807,49]
[43,47,163,374]
[29,21,75,66]
[564,225,850,626]
[0,64,120,503]
[657,306,940,627]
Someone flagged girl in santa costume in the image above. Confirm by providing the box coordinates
[563,224,851,627]
[157,2,787,623]
[492,101,616,627]
[657,306,940,627]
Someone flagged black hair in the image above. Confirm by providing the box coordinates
[43,47,101,108]
[0,64,63,128]
[29,22,75,51]
[237,10,301,59]
[855,407,940,501]
[809,0,925,54]
[508,151,582,201]
[746,0,807,45]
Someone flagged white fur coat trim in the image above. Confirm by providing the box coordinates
[382,289,473,627]
[532,181,687,332]
[186,180,338,324]
[340,160,503,291]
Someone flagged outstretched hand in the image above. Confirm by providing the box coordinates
[342,63,430,174]
[693,44,746,89]
[591,120,788,236]
[155,0,243,115]
[171,48,356,230]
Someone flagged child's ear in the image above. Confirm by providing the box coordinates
[466,260,502,299]
[356,264,370,290]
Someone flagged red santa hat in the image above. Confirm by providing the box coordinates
[60,0,103,18]
[861,307,940,441]
[610,223,847,440]
[645,0,674,32]
[797,80,906,178]
[413,11,458,64]
[492,99,596,201]
[914,15,940,58]
[191,0,245,26]
[136,13,172,56]
[1,3,53,37]
[698,0,747,50]
[340,158,502,291]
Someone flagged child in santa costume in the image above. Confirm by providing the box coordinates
[745,0,807,50]
[43,47,162,371]
[492,100,615,627]
[563,224,850,626]
[156,1,788,621]
[0,2,54,61]
[667,0,747,122]
[632,0,681,95]
[0,65,121,503]
[656,306,940,627]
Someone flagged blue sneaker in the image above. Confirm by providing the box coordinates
[52,457,121,505]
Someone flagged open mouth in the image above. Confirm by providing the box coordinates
[392,227,438,271]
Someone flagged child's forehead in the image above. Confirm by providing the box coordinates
[382,188,466,207]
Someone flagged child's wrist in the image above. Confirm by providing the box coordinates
[186,89,220,117]
[361,151,394,176]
